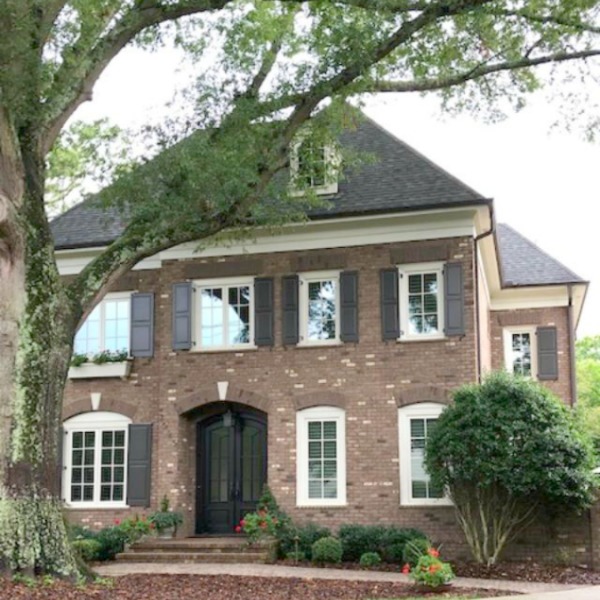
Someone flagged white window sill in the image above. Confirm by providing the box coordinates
[297,340,342,348]
[398,335,446,343]
[64,503,129,510]
[68,361,132,380]
[190,345,258,353]
[297,500,347,508]
[400,498,453,507]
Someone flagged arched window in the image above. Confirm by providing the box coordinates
[296,406,346,507]
[398,403,451,506]
[62,411,132,508]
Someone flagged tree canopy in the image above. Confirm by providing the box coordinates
[426,372,596,566]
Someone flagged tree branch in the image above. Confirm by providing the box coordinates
[42,0,233,155]
[369,49,600,94]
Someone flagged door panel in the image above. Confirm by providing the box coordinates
[197,410,267,534]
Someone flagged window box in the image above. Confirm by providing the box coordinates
[68,360,132,380]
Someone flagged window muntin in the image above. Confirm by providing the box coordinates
[195,279,253,350]
[503,327,536,378]
[63,412,131,508]
[299,273,340,345]
[399,263,445,340]
[74,293,131,356]
[398,403,451,506]
[297,406,346,506]
[297,140,327,188]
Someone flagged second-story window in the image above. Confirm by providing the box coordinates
[399,262,445,340]
[297,139,327,188]
[299,272,340,345]
[504,327,537,378]
[74,292,131,356]
[194,278,254,350]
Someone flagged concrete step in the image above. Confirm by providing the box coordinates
[116,551,269,564]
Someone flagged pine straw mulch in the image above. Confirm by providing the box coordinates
[0,574,513,599]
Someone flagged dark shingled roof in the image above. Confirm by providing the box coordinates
[51,116,487,250]
[496,223,585,287]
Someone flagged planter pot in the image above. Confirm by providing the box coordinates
[68,360,132,380]
[157,527,176,539]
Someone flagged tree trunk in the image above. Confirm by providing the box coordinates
[0,137,79,576]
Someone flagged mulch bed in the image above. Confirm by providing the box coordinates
[453,561,600,585]
[279,558,600,586]
[0,574,511,599]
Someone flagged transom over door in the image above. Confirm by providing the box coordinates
[197,410,267,534]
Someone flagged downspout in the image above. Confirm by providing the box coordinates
[567,284,577,407]
[474,204,495,383]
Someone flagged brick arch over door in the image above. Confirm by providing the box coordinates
[395,385,452,408]
[177,384,270,415]
[62,397,138,420]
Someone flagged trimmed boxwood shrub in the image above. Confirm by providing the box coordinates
[359,551,382,567]
[312,536,343,564]
[338,525,427,563]
[95,526,129,561]
[278,522,331,560]
[72,539,102,562]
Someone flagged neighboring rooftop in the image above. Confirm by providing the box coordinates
[50,116,487,250]
[496,223,585,287]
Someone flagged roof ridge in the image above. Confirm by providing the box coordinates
[360,112,488,202]
[498,222,585,283]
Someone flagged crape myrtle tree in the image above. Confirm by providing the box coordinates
[425,373,596,566]
[1,0,600,578]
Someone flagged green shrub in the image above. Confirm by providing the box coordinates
[72,539,102,562]
[312,536,343,564]
[95,526,128,561]
[278,522,331,560]
[402,537,432,566]
[338,524,427,563]
[359,551,382,567]
[68,525,96,541]
[285,550,306,562]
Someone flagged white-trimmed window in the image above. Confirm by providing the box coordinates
[291,139,339,196]
[63,411,131,508]
[504,327,537,378]
[299,271,340,345]
[398,403,450,506]
[297,406,346,506]
[399,262,444,340]
[193,277,254,351]
[74,292,131,356]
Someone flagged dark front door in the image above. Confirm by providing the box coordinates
[197,409,267,534]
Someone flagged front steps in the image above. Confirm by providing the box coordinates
[116,537,274,564]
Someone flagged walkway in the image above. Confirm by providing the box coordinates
[95,562,597,597]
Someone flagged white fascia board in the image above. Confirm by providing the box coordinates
[55,207,479,276]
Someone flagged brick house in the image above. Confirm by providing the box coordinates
[51,116,591,561]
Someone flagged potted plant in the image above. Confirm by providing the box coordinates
[403,547,455,593]
[148,496,183,539]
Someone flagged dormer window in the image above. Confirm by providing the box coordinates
[291,137,339,196]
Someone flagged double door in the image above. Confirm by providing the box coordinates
[197,410,267,534]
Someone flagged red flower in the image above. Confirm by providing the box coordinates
[401,563,410,574]
[428,564,440,573]
[114,519,121,526]
[150,523,156,529]
[427,548,440,558]
[259,521,267,529]
[235,525,242,533]
[240,519,246,527]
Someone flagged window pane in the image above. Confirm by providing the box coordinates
[100,485,111,501]
[114,431,125,447]
[101,467,111,483]
[410,419,425,438]
[308,441,322,459]
[72,450,83,466]
[410,417,439,500]
[323,461,337,478]
[102,431,113,447]
[298,141,326,187]
[72,432,83,449]
[323,480,337,498]
[412,480,427,498]
[113,485,123,502]
[83,486,94,501]
[323,441,337,459]
[201,288,224,347]
[114,448,124,465]
[307,280,337,341]
[407,272,439,337]
[323,421,336,440]
[308,480,322,499]
[114,467,124,483]
[71,469,82,484]
[309,461,322,478]
[84,432,95,447]
[227,286,251,345]
[71,486,81,502]
[511,333,532,376]
[308,422,322,440]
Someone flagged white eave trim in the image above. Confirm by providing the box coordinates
[55,207,481,276]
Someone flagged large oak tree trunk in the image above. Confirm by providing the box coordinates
[0,136,79,576]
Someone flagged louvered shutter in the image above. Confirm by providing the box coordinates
[130,293,154,357]
[254,278,274,347]
[172,282,192,350]
[282,275,299,345]
[537,326,558,380]
[127,424,153,507]
[340,271,359,343]
[444,262,465,336]
[380,269,399,340]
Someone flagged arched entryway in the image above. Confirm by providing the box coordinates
[195,403,267,534]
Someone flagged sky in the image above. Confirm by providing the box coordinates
[73,46,600,338]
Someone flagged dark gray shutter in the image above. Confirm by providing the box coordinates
[282,275,299,345]
[340,271,359,343]
[130,292,154,357]
[127,424,153,507]
[254,278,274,347]
[380,269,399,340]
[172,282,192,351]
[537,326,558,380]
[444,262,465,336]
